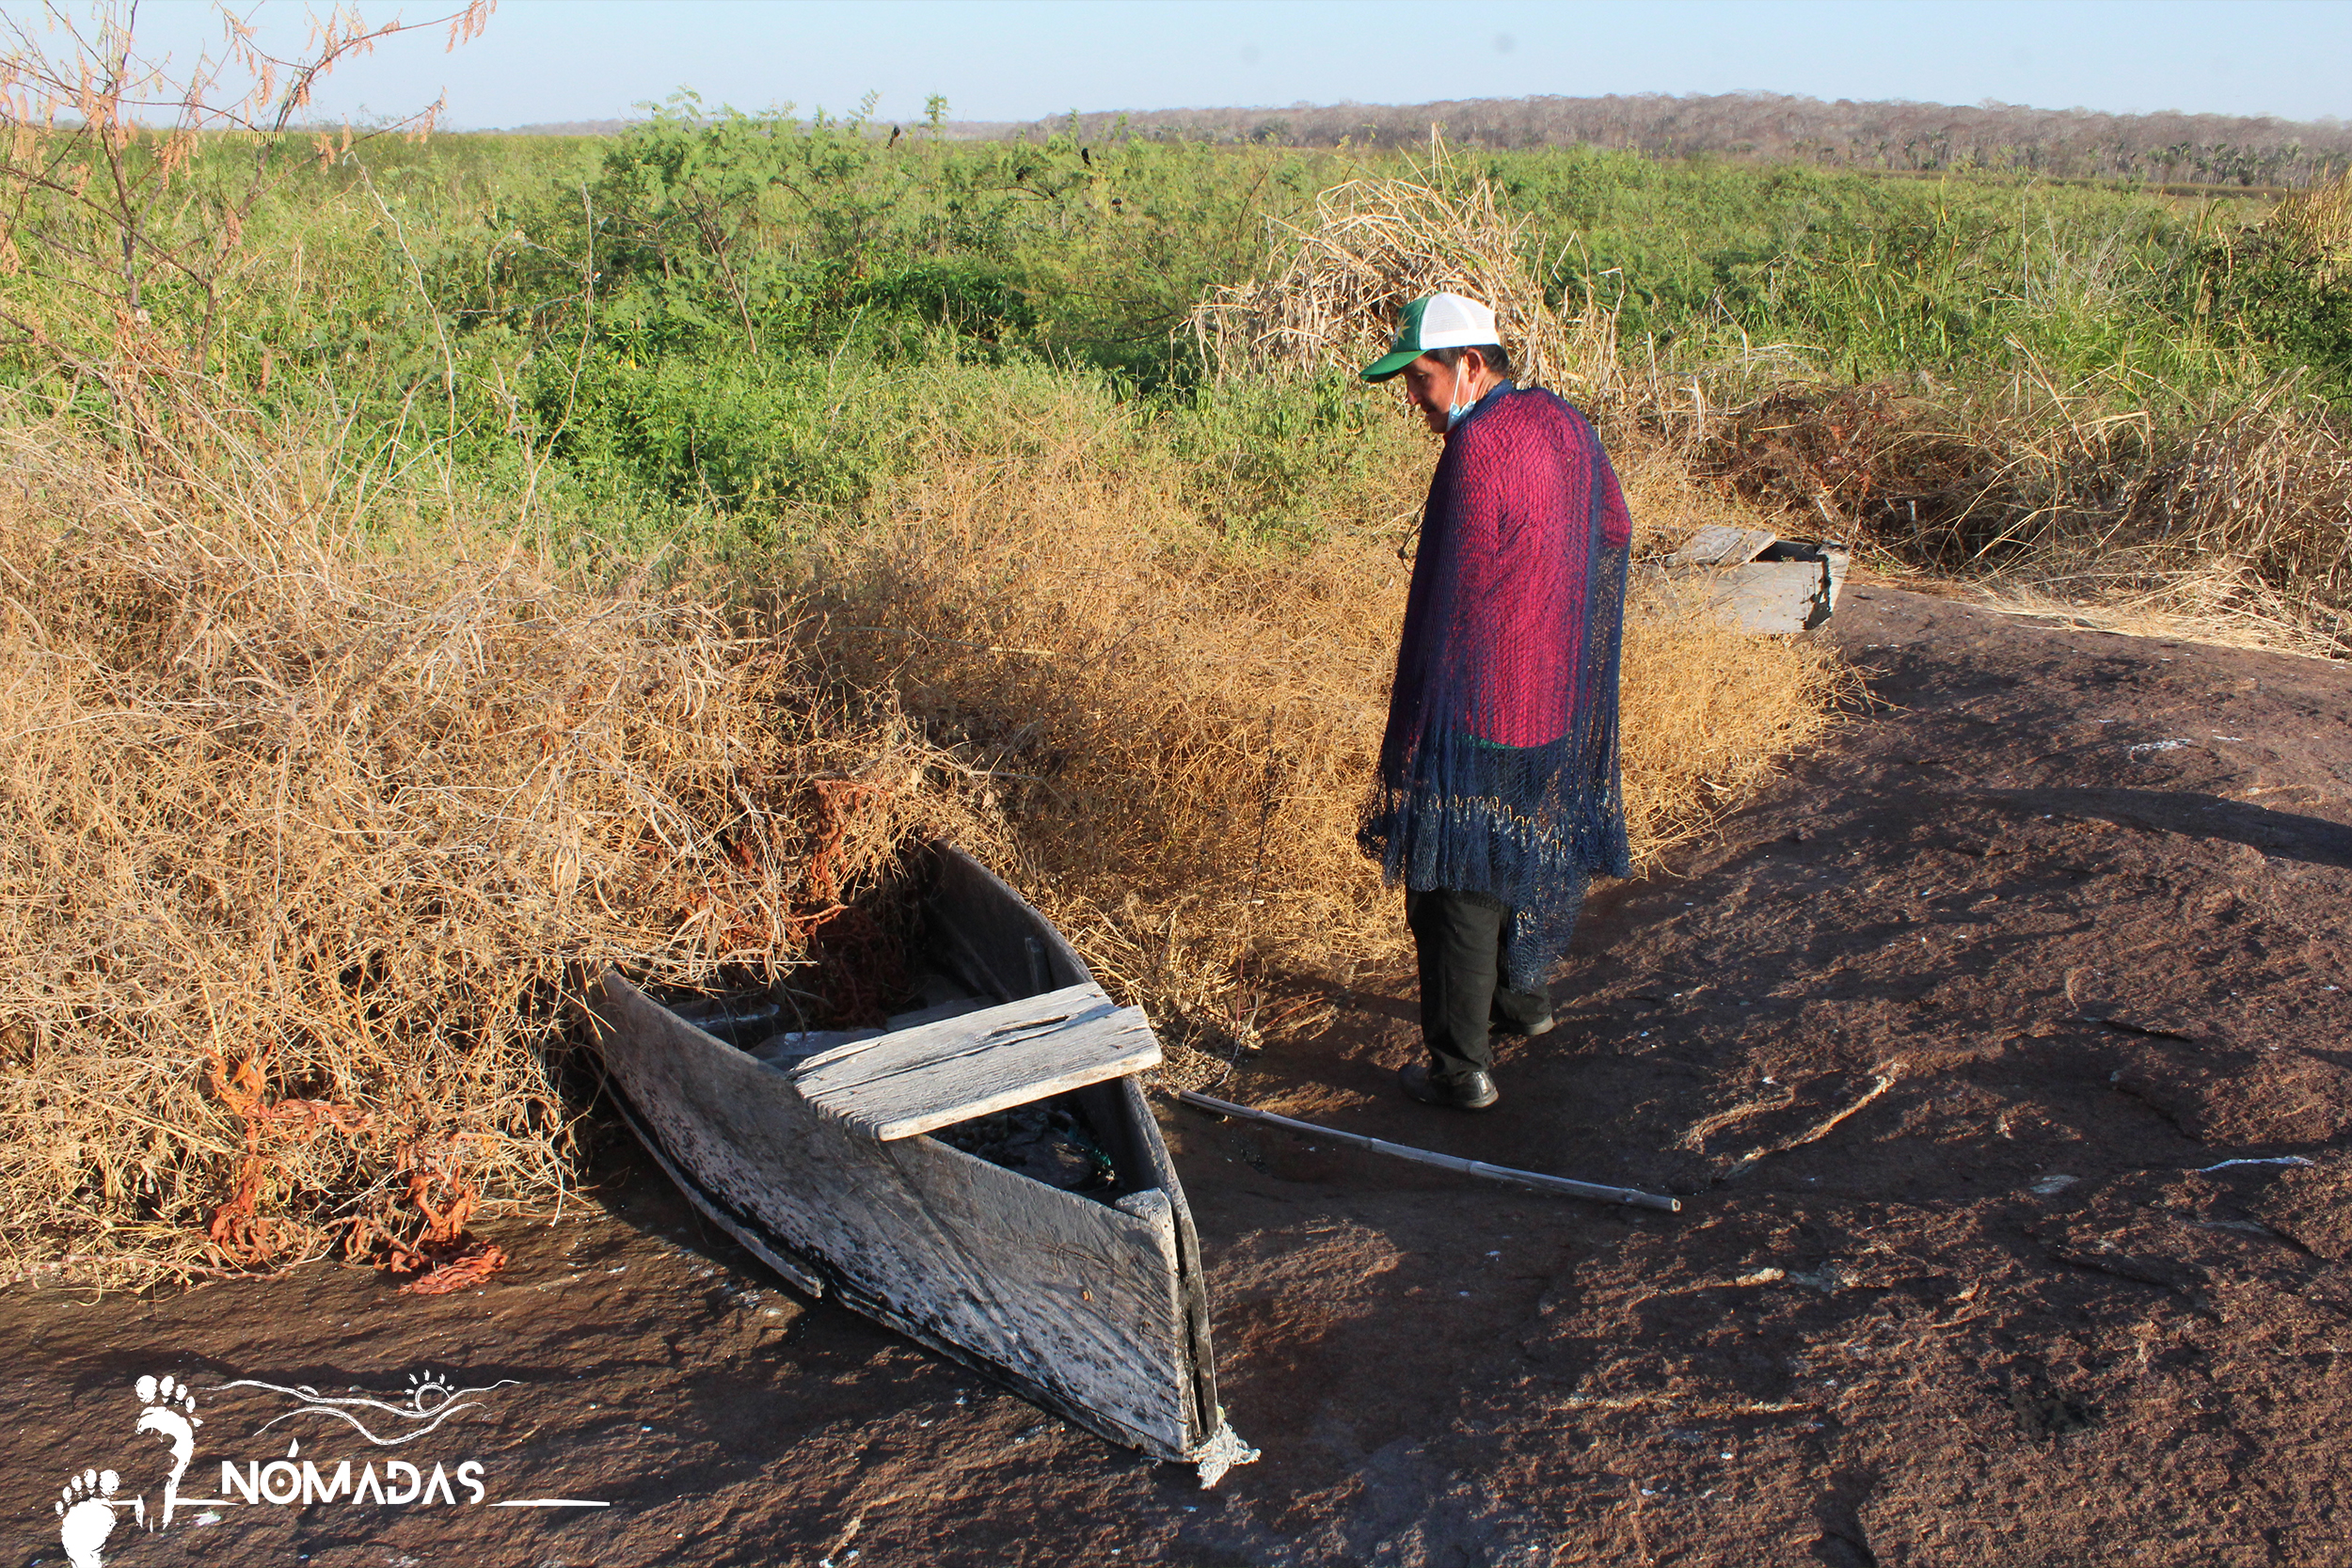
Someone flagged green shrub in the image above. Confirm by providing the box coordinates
[2188,230,2352,404]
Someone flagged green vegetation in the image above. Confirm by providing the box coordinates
[1502,150,2249,399]
[4,108,2348,580]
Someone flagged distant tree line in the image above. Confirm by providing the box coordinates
[1010,92,2352,188]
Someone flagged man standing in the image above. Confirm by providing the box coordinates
[1359,293,1633,1111]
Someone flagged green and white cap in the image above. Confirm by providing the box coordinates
[1360,292,1501,382]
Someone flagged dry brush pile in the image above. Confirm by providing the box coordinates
[0,142,1852,1287]
[1188,138,1624,404]
[0,429,996,1287]
[0,398,1844,1284]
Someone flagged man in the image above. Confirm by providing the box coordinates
[1358,292,1634,1111]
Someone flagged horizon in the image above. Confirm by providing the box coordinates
[480,87,2352,141]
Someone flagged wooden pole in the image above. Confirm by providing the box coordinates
[1171,1089,1682,1213]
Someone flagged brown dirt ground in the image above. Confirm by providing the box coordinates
[8,584,2352,1568]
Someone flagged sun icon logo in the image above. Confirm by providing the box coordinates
[403,1370,457,1418]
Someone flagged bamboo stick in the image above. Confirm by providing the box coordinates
[1172,1089,1683,1212]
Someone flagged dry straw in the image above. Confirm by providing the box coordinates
[798,429,1847,1088]
[1189,135,1624,402]
[1691,367,2352,657]
[0,425,998,1287]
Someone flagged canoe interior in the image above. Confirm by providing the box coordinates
[586,846,1220,1462]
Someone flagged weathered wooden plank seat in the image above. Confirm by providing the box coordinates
[787,980,1160,1140]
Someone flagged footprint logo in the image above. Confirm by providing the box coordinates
[133,1374,201,1528]
[56,1468,139,1568]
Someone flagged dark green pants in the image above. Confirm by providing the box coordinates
[1405,888,1552,1083]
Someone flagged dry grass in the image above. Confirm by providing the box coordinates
[1613,448,1860,834]
[2271,166,2352,277]
[1188,136,1623,402]
[0,424,997,1287]
[793,411,1850,1087]
[1969,563,2350,659]
[1687,372,2352,657]
[0,401,1844,1282]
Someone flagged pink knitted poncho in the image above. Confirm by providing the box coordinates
[1359,384,1633,987]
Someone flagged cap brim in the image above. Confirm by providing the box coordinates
[1360,348,1420,383]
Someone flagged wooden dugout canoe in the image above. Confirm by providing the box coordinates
[585,847,1239,1469]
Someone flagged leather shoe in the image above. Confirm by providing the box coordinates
[1492,1011,1555,1038]
[1399,1062,1499,1110]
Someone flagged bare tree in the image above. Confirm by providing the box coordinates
[0,0,494,467]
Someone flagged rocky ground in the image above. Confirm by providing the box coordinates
[8,585,2350,1568]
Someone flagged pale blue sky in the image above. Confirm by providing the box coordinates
[114,0,2352,130]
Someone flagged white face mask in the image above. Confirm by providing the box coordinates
[1444,358,1474,429]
